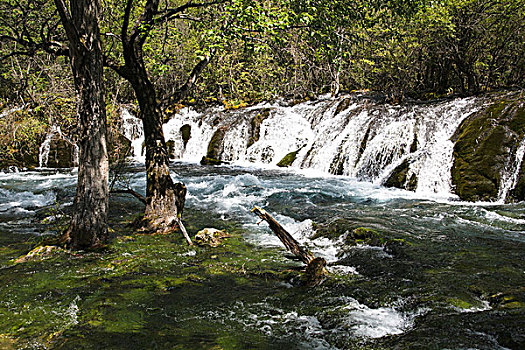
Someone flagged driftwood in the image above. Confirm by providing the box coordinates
[251,206,327,285]
[175,217,193,246]
[251,206,315,264]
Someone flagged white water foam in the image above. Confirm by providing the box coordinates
[121,95,508,200]
[498,136,525,203]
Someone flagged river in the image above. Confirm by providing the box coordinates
[0,162,524,349]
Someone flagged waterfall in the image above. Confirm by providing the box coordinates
[121,109,144,162]
[122,94,524,201]
[38,126,79,168]
[497,137,525,202]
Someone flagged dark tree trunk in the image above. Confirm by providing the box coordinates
[113,0,187,233]
[54,0,109,248]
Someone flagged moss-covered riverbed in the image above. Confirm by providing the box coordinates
[1,165,524,349]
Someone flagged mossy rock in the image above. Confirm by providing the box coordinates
[277,149,299,167]
[452,98,525,202]
[489,288,525,310]
[180,124,191,147]
[383,159,418,191]
[247,109,271,148]
[206,126,228,160]
[108,131,132,162]
[13,245,67,264]
[311,219,353,240]
[200,156,224,165]
[47,137,76,168]
[194,228,231,247]
[346,227,385,246]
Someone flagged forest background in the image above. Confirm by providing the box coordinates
[1,0,524,169]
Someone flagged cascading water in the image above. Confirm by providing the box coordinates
[38,125,79,168]
[120,93,524,202]
[498,137,525,202]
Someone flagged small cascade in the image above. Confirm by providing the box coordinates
[120,109,144,161]
[38,126,79,168]
[122,93,524,201]
[497,137,525,202]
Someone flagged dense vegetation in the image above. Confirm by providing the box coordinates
[0,0,524,172]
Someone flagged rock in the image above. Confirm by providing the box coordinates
[14,245,65,264]
[194,228,230,247]
[108,131,132,162]
[384,159,418,191]
[46,136,77,168]
[248,109,271,147]
[277,149,299,167]
[489,288,525,309]
[204,126,228,163]
[180,124,191,148]
[346,227,385,246]
[452,98,525,202]
[200,156,224,165]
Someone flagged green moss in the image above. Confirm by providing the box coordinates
[447,297,473,309]
[452,97,525,202]
[247,109,271,148]
[347,227,385,246]
[276,150,299,167]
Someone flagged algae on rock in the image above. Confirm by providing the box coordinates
[452,96,525,202]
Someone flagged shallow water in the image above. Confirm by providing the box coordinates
[0,163,524,349]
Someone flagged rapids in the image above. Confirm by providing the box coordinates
[0,163,524,349]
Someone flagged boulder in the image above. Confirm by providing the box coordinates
[46,136,77,168]
[194,228,230,247]
[452,98,525,202]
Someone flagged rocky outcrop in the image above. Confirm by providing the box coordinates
[383,159,418,191]
[46,136,77,168]
[452,97,525,202]
[247,109,271,148]
[277,149,300,167]
[201,126,228,165]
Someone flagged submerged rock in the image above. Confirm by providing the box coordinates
[194,228,230,247]
[345,227,386,246]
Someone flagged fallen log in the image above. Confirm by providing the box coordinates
[251,206,315,264]
[251,206,327,285]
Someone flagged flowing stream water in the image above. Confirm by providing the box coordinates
[0,163,524,349]
[0,94,524,349]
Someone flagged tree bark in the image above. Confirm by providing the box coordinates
[111,0,188,236]
[54,0,109,249]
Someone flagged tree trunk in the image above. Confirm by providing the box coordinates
[54,0,109,249]
[117,27,187,234]
[251,206,316,265]
[137,80,187,232]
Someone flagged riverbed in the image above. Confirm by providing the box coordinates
[0,163,524,349]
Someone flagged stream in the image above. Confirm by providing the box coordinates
[0,162,524,349]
